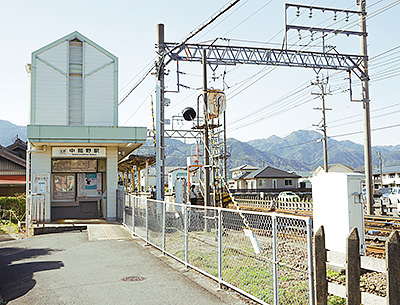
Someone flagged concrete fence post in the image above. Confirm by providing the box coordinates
[386,230,400,305]
[346,227,360,305]
[314,226,327,305]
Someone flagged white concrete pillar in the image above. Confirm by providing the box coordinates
[106,147,118,221]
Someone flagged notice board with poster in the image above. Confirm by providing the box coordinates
[52,159,97,173]
[77,173,102,197]
[52,174,75,200]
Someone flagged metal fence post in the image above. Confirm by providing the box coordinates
[272,213,278,305]
[184,205,188,269]
[162,201,166,254]
[122,193,126,225]
[146,199,149,242]
[131,195,135,233]
[218,208,222,287]
[306,217,315,305]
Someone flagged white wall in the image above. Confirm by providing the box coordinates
[106,147,118,220]
[30,148,52,221]
[84,64,115,126]
[34,60,68,125]
[32,38,116,127]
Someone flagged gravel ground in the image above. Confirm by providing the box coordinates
[328,270,387,297]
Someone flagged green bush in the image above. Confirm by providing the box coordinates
[0,193,26,220]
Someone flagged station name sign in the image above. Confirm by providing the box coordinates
[52,147,106,157]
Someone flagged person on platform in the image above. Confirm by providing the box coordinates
[189,185,198,205]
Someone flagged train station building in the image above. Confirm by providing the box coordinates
[26,31,146,222]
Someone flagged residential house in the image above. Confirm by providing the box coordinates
[231,165,301,193]
[229,164,259,189]
[0,137,27,196]
[313,163,354,176]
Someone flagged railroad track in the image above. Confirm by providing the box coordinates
[234,203,400,256]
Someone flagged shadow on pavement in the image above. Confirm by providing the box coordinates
[0,247,64,304]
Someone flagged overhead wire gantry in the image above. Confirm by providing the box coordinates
[155,1,374,213]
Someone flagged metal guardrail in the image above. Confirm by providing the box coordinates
[118,191,314,305]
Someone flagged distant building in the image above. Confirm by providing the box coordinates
[313,163,354,176]
[229,164,259,189]
[373,165,400,189]
[168,168,187,192]
[0,137,27,196]
[230,165,301,193]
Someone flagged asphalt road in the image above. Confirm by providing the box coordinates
[0,225,250,305]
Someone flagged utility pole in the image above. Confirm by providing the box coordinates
[359,0,373,214]
[312,76,331,173]
[203,50,210,208]
[223,111,227,181]
[156,24,165,200]
[378,151,383,189]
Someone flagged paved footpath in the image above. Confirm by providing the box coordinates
[0,224,251,305]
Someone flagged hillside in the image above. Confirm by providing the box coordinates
[1,120,399,173]
[0,120,27,146]
[247,130,400,170]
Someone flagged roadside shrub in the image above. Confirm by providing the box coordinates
[0,193,26,220]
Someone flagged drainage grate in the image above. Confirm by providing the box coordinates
[121,276,146,282]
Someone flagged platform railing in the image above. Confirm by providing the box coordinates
[120,192,314,305]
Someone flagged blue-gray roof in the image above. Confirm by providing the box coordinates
[245,166,301,179]
[373,165,400,175]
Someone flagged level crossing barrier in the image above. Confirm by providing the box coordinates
[117,191,314,305]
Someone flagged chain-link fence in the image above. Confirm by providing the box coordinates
[120,192,314,305]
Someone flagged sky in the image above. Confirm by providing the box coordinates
[1,0,400,147]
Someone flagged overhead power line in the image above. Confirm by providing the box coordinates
[119,0,241,106]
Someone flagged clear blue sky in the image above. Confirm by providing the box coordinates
[1,0,399,146]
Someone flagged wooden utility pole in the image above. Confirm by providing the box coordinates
[378,151,383,189]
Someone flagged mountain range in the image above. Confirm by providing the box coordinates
[0,120,27,146]
[1,120,399,174]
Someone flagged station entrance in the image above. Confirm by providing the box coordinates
[51,157,106,220]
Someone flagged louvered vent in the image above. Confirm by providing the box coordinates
[68,38,83,125]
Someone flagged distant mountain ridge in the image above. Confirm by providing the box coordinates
[0,120,27,146]
[247,130,400,171]
[1,120,399,173]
